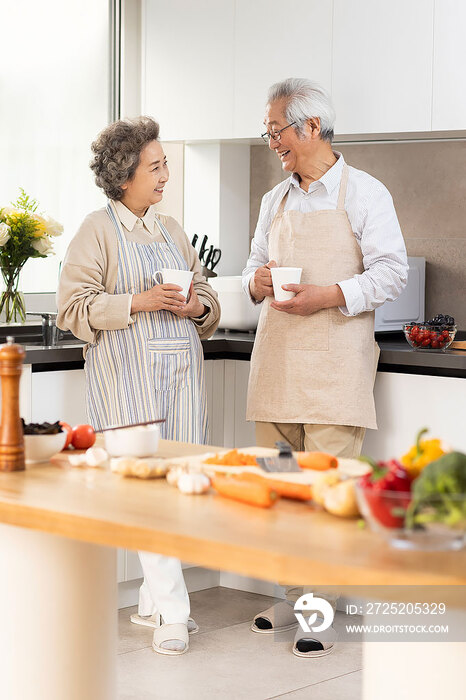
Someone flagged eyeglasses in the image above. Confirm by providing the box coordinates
[260,122,296,144]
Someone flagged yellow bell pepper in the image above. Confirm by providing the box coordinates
[401,428,446,478]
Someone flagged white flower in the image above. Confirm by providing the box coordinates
[0,222,11,246]
[32,236,54,255]
[43,214,63,237]
[1,206,20,218]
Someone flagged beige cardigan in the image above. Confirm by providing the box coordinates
[57,201,220,345]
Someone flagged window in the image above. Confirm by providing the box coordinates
[0,0,110,292]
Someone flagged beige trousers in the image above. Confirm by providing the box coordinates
[255,421,366,458]
[255,421,366,606]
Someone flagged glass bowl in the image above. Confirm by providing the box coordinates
[355,483,466,551]
[403,323,457,351]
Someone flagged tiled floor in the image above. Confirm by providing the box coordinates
[118,587,362,700]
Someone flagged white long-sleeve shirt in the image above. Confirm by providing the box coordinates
[242,152,408,316]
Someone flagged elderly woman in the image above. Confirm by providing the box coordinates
[57,116,220,656]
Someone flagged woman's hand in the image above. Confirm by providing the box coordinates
[173,283,207,319]
[131,284,187,314]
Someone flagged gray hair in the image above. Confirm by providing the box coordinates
[90,116,160,200]
[267,78,335,142]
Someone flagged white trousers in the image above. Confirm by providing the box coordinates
[137,551,190,625]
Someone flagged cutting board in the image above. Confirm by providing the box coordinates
[164,447,369,484]
[450,340,466,351]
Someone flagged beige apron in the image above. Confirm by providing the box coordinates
[247,165,379,429]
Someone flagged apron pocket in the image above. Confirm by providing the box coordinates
[267,308,329,350]
[148,336,191,391]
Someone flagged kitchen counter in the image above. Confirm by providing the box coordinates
[5,325,466,378]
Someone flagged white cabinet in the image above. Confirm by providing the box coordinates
[432,0,466,130]
[362,372,466,460]
[332,0,434,134]
[220,359,256,448]
[142,0,466,139]
[205,358,255,448]
[143,0,235,140]
[204,359,226,446]
[233,0,333,138]
[30,369,87,425]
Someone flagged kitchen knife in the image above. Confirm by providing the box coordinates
[256,441,301,472]
[198,235,209,263]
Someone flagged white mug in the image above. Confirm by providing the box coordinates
[155,269,194,300]
[270,267,302,302]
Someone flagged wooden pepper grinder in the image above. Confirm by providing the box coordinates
[0,336,25,472]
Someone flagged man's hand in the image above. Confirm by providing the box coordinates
[131,284,187,314]
[270,283,345,316]
[173,282,206,319]
[250,260,277,302]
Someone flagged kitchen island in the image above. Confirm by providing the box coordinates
[0,439,465,700]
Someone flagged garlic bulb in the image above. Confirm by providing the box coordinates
[177,472,210,495]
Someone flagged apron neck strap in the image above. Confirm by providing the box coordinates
[106,201,126,243]
[154,215,173,245]
[336,164,349,211]
[277,182,292,216]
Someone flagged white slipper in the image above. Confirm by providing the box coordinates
[152,622,189,656]
[130,613,199,634]
[292,625,336,658]
[251,601,299,634]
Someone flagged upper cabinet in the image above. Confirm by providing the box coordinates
[332,0,434,134]
[432,0,466,131]
[142,0,466,140]
[143,0,235,140]
[233,0,333,138]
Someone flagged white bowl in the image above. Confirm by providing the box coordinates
[209,276,261,331]
[104,424,160,458]
[24,431,67,464]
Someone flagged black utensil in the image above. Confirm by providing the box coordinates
[97,418,166,433]
[203,245,214,268]
[209,248,221,271]
[198,235,209,263]
[191,234,198,248]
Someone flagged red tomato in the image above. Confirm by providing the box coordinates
[59,421,73,450]
[71,424,96,450]
[421,338,431,347]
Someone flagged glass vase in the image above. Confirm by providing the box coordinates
[0,266,26,323]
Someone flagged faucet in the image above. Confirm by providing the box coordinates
[25,312,60,346]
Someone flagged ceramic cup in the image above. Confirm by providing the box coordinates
[270,267,302,302]
[155,269,194,300]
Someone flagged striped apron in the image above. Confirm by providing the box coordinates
[85,202,207,444]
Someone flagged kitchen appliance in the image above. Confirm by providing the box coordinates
[209,275,261,331]
[374,257,425,331]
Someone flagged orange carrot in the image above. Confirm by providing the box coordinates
[211,475,278,508]
[235,472,312,501]
[296,451,338,470]
[204,449,258,467]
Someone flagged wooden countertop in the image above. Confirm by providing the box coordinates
[1,439,465,597]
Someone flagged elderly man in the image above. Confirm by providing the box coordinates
[242,78,408,657]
